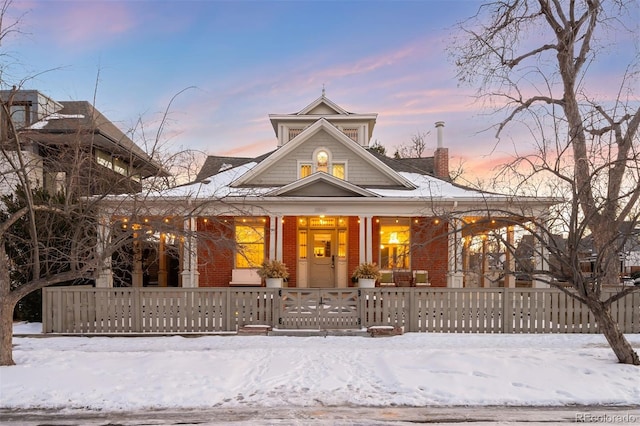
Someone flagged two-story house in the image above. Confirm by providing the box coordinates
[1,89,165,197]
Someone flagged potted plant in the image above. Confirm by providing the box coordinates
[256,259,289,288]
[352,262,381,288]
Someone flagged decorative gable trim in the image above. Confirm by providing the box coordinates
[267,172,379,197]
[297,95,350,115]
[230,118,416,189]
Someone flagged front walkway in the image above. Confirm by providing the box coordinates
[2,405,638,425]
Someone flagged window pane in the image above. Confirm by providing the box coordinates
[300,164,312,178]
[316,151,328,173]
[338,230,346,258]
[332,163,345,180]
[235,221,265,268]
[379,220,411,269]
[299,230,307,259]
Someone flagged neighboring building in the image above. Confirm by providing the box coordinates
[579,222,640,280]
[0,89,165,197]
[97,94,557,289]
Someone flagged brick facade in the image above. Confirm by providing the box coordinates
[411,218,449,287]
[197,217,234,287]
[282,216,297,287]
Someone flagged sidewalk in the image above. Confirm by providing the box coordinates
[2,406,639,425]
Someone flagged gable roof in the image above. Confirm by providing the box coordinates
[268,172,380,197]
[231,118,416,189]
[296,95,352,115]
[268,95,378,139]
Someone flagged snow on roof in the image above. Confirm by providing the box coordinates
[27,113,85,130]
[161,164,500,201]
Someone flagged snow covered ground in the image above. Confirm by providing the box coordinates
[2,322,639,411]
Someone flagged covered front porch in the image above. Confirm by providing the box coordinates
[97,210,547,290]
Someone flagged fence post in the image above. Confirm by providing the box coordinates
[407,288,416,332]
[42,288,50,333]
[225,288,232,332]
[502,288,512,333]
[132,288,141,332]
[359,289,367,328]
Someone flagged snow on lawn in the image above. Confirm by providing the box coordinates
[2,322,639,411]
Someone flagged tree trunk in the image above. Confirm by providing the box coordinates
[586,297,640,365]
[0,296,16,366]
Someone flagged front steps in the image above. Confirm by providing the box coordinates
[237,325,402,337]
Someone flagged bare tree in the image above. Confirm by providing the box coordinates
[449,0,639,364]
[394,131,430,158]
[0,3,216,364]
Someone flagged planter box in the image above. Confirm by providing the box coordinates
[265,277,284,288]
[358,278,376,288]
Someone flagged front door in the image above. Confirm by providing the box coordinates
[309,231,335,288]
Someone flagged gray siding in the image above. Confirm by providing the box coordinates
[246,130,398,187]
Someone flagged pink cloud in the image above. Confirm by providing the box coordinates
[220,139,274,157]
[30,1,135,48]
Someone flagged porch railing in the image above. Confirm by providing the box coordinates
[42,287,640,334]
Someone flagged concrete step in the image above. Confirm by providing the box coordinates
[269,328,369,337]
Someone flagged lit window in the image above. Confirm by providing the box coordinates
[299,230,307,260]
[379,219,411,269]
[332,163,345,180]
[235,219,265,268]
[300,164,312,178]
[316,150,328,173]
[338,229,346,258]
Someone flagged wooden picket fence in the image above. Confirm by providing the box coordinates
[42,287,640,334]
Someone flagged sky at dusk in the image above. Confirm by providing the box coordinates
[3,0,638,180]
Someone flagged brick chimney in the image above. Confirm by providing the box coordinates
[433,121,449,180]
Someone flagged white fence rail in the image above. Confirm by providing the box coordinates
[42,287,640,334]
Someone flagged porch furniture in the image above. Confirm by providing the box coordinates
[229,268,262,286]
[393,270,413,287]
[413,270,430,286]
[378,270,395,287]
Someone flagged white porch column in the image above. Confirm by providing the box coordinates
[269,215,277,260]
[359,216,365,263]
[276,216,283,261]
[181,217,199,288]
[447,218,464,288]
[95,214,113,288]
[365,215,373,263]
